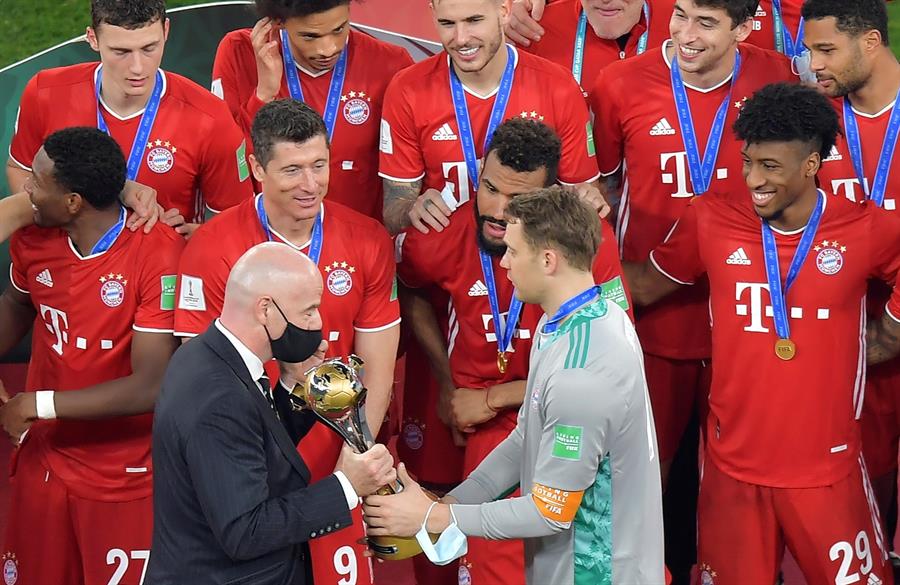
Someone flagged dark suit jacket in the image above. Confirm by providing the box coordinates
[146,324,353,585]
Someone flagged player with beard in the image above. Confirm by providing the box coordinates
[625,82,899,584]
[395,117,630,585]
[803,0,900,557]
[212,0,413,220]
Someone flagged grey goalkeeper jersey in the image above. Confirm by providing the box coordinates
[449,299,665,585]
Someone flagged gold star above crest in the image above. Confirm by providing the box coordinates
[340,261,348,268]
[171,146,177,154]
[99,276,107,283]
[814,245,821,252]
[108,273,116,279]
[349,90,357,98]
[325,265,332,272]
[147,142,154,149]
[348,266,356,273]
[520,111,529,118]
[341,95,348,101]
[359,91,366,98]
[116,274,123,280]
[332,261,340,269]
[155,139,162,146]
[820,240,829,247]
[123,279,128,286]
[164,141,171,148]
[831,240,840,247]
[840,246,847,253]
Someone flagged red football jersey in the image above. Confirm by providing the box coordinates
[174,196,400,353]
[379,46,600,207]
[212,29,414,220]
[10,63,253,222]
[522,0,673,94]
[589,42,794,358]
[9,218,184,501]
[650,192,900,488]
[745,0,804,54]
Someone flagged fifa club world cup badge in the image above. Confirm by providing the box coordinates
[324,261,354,297]
[341,90,371,125]
[699,563,717,585]
[402,418,424,450]
[2,552,18,585]
[146,138,176,174]
[814,239,846,276]
[99,273,128,308]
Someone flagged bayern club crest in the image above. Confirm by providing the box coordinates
[458,562,472,585]
[698,563,717,585]
[341,90,371,125]
[402,420,424,450]
[324,261,354,296]
[145,139,177,174]
[2,552,17,585]
[814,239,846,275]
[99,273,128,307]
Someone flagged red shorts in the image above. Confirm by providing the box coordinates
[698,454,889,585]
[2,441,152,585]
[860,359,900,479]
[396,343,464,486]
[642,352,710,463]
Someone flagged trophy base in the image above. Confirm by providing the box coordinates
[369,534,438,561]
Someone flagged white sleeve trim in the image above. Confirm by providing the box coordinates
[174,331,200,338]
[133,325,176,334]
[378,172,425,183]
[886,305,900,325]
[599,162,623,178]
[557,170,602,187]
[649,251,694,286]
[7,151,31,172]
[8,264,29,294]
[205,205,222,214]
[354,318,402,333]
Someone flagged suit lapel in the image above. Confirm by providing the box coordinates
[202,325,311,483]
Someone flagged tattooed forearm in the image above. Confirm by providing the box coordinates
[382,178,423,235]
[866,312,900,365]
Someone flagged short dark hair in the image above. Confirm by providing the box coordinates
[255,0,351,19]
[733,82,841,160]
[484,119,561,186]
[43,127,126,210]
[689,0,756,28]
[251,99,329,167]
[90,0,166,31]
[801,0,889,46]
[505,186,601,272]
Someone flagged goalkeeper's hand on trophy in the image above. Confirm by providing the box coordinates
[336,443,397,497]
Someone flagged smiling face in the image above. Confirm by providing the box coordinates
[669,0,750,81]
[582,0,645,40]
[251,135,330,222]
[741,140,820,223]
[281,4,351,73]
[24,148,73,228]
[432,0,507,75]
[87,18,169,100]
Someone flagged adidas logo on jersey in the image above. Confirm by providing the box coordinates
[650,118,676,136]
[36,269,54,288]
[432,123,458,141]
[823,145,843,162]
[726,248,751,266]
[468,280,489,297]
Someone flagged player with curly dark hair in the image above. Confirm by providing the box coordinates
[623,81,900,584]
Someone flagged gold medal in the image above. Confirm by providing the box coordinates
[775,338,796,361]
[497,351,508,374]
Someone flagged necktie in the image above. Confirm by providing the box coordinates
[258,375,280,419]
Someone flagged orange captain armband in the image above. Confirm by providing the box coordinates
[530,483,584,523]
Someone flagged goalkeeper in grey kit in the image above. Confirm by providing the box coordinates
[364,186,665,584]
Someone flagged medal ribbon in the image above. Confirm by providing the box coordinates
[572,2,651,84]
[479,251,523,355]
[95,67,164,182]
[281,29,349,140]
[542,286,600,334]
[670,50,741,195]
[771,0,805,58]
[760,192,825,341]
[842,87,900,208]
[89,205,127,255]
[255,194,324,265]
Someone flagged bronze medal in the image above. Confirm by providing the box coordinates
[497,351,508,374]
[775,338,796,361]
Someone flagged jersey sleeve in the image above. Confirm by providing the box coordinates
[197,105,254,213]
[9,74,44,171]
[394,228,443,289]
[552,74,600,185]
[648,201,705,285]
[134,229,186,333]
[593,219,633,320]
[869,208,900,322]
[8,231,31,295]
[211,32,264,138]
[174,229,229,337]
[354,226,401,331]
[378,76,426,182]
[587,68,624,176]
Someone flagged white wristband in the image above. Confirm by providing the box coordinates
[35,390,57,420]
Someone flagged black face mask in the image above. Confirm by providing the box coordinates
[264,300,323,363]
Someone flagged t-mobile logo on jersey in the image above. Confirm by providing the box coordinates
[659,152,729,198]
[441,161,472,206]
[480,313,532,345]
[40,304,69,356]
[735,282,832,333]
[828,177,897,211]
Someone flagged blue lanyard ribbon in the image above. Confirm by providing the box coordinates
[95,67,164,182]
[572,2,650,84]
[280,29,349,140]
[479,251,524,354]
[842,90,900,208]
[255,194,324,265]
[89,205,127,255]
[449,44,516,189]
[670,50,741,195]
[542,286,600,334]
[760,193,825,340]
[771,0,805,58]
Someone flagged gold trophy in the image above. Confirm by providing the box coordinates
[288,355,430,560]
